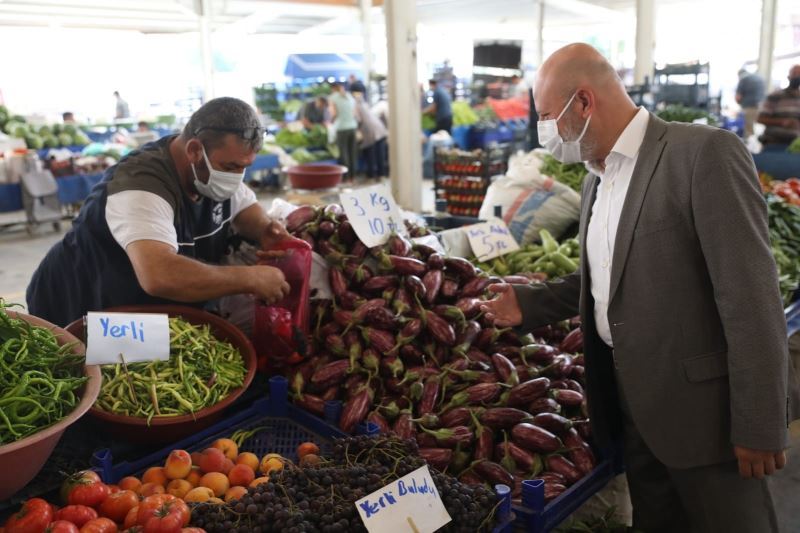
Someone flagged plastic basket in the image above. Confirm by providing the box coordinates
[91,376,347,482]
[90,376,515,532]
[509,446,623,533]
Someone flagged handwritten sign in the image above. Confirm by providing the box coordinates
[355,465,451,533]
[340,183,406,247]
[464,218,520,261]
[85,312,170,365]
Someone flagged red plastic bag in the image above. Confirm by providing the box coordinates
[252,237,312,371]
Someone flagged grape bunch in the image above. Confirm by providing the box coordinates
[190,436,499,533]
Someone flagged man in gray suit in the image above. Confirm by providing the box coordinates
[482,43,797,532]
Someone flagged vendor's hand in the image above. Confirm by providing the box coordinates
[248,265,291,304]
[733,446,786,479]
[260,220,290,250]
[479,284,523,327]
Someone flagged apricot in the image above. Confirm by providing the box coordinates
[118,477,141,492]
[199,472,230,497]
[141,467,167,487]
[164,449,192,480]
[197,448,227,474]
[183,487,214,503]
[235,452,259,472]
[166,479,193,499]
[210,438,238,460]
[227,464,255,487]
[224,486,248,503]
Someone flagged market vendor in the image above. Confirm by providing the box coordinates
[27,97,290,327]
[482,43,798,533]
[299,96,329,129]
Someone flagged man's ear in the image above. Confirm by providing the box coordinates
[186,139,204,162]
[575,89,594,118]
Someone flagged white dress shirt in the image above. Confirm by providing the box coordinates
[585,107,650,346]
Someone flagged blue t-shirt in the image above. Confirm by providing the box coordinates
[433,87,452,121]
[736,74,766,108]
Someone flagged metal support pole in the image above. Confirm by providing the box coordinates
[199,0,215,102]
[360,0,372,94]
[633,0,655,85]
[384,0,422,211]
[537,1,545,65]
[758,0,778,91]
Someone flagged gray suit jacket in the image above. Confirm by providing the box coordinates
[513,114,799,469]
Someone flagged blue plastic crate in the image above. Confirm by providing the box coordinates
[91,376,349,482]
[510,446,622,533]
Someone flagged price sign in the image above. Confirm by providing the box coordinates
[355,465,452,533]
[340,183,406,247]
[464,218,520,261]
[85,312,170,365]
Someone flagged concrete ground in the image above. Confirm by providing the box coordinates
[1,185,798,531]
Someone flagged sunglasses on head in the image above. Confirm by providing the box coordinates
[193,126,264,141]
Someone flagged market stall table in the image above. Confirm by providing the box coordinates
[0,173,103,213]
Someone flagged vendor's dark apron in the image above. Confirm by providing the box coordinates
[26,142,232,327]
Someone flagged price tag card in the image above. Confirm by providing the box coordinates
[85,312,170,365]
[464,218,520,261]
[355,465,451,533]
[340,183,406,247]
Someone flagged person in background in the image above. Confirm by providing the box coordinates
[509,74,530,99]
[348,74,367,96]
[62,112,76,124]
[735,68,765,139]
[114,91,130,120]
[482,43,796,533]
[354,92,387,179]
[329,82,358,180]
[757,64,800,149]
[299,96,329,129]
[130,121,158,147]
[27,97,290,327]
[423,79,453,134]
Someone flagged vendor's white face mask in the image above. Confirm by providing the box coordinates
[191,146,244,202]
[537,92,592,164]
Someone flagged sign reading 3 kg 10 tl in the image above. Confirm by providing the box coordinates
[340,183,407,247]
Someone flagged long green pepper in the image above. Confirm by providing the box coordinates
[0,300,88,445]
[95,317,246,424]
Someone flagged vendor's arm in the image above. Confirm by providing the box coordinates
[106,190,289,303]
[127,240,288,303]
[229,183,289,248]
[422,102,436,116]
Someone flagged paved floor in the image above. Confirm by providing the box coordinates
[1,186,798,531]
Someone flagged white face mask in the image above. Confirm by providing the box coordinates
[190,146,244,202]
[537,92,592,164]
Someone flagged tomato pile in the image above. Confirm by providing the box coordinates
[2,439,322,533]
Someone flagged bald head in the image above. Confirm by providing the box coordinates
[790,65,800,80]
[534,43,637,166]
[536,43,623,104]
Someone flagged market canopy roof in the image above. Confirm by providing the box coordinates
[284,53,364,79]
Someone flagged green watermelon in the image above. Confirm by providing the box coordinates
[62,124,77,135]
[12,124,28,138]
[4,121,22,135]
[58,133,73,146]
[25,134,44,150]
[38,125,52,136]
[72,132,90,146]
[43,135,59,148]
[52,123,61,135]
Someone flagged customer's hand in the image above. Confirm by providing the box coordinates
[479,284,523,327]
[733,446,787,479]
[248,265,290,304]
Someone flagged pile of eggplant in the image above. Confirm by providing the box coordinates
[284,204,593,502]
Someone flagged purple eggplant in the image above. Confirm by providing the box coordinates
[427,253,445,270]
[362,275,399,292]
[444,257,477,280]
[461,276,492,297]
[422,269,443,304]
[511,423,562,453]
[440,278,460,299]
[480,407,531,430]
[507,377,551,407]
[528,397,562,415]
[360,327,396,353]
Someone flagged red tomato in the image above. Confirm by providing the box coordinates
[5,499,55,533]
[78,519,117,533]
[55,507,98,528]
[123,508,139,531]
[98,491,138,523]
[180,530,206,533]
[44,522,79,533]
[67,483,110,508]
[135,497,189,533]
[106,486,121,495]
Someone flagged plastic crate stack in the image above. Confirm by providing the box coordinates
[434,146,509,217]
